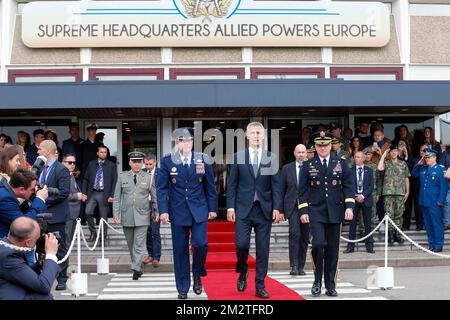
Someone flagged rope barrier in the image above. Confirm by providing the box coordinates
[340,215,387,243]
[79,221,103,251]
[101,218,124,235]
[387,216,450,258]
[57,219,81,264]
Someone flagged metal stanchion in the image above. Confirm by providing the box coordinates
[71,220,88,296]
[97,221,110,275]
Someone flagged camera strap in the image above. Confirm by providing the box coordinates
[0,240,34,252]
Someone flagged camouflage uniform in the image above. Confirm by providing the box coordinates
[336,150,352,165]
[358,161,382,234]
[382,159,410,231]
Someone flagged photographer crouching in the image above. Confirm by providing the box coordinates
[0,217,59,300]
[0,169,48,238]
[36,140,71,291]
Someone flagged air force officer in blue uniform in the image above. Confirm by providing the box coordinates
[157,128,218,300]
[412,148,448,252]
[298,131,355,297]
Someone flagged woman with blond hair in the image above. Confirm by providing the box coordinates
[15,145,31,170]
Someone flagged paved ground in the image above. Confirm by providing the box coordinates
[53,266,450,300]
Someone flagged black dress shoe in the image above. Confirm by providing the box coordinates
[55,282,67,291]
[325,288,338,297]
[178,292,188,299]
[434,248,443,252]
[416,225,424,231]
[290,266,299,276]
[237,270,249,292]
[255,288,270,299]
[366,248,376,254]
[193,276,203,295]
[343,248,354,254]
[311,281,321,297]
[298,269,306,276]
[132,270,143,280]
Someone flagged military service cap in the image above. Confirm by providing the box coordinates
[312,131,334,146]
[172,127,194,141]
[306,145,316,153]
[329,122,342,130]
[331,137,344,145]
[423,148,438,158]
[362,147,373,154]
[128,151,145,160]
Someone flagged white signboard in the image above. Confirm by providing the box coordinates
[22,1,390,48]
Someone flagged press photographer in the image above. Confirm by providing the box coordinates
[0,217,59,300]
[35,213,62,262]
[36,140,71,291]
[0,169,48,238]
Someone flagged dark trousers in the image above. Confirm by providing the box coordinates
[235,203,271,289]
[85,191,109,237]
[146,218,161,260]
[47,222,68,284]
[376,196,385,221]
[288,210,310,269]
[411,178,423,228]
[171,221,208,294]
[310,221,341,290]
[347,203,374,251]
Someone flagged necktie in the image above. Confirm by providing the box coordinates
[357,167,363,193]
[41,165,49,185]
[94,161,103,190]
[133,174,137,185]
[322,158,327,169]
[297,164,302,187]
[183,157,189,169]
[252,150,259,177]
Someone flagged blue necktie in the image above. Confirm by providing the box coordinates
[357,167,363,193]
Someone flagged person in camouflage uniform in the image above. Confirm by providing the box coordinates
[331,137,352,165]
[356,147,382,236]
[377,144,410,244]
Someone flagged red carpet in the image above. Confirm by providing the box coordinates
[203,221,304,300]
[203,270,304,300]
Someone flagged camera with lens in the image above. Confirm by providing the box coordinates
[35,213,61,260]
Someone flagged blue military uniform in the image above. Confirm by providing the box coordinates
[298,131,355,296]
[157,138,218,295]
[412,148,448,252]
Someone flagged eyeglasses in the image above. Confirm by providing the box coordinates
[64,161,76,165]
[420,149,427,152]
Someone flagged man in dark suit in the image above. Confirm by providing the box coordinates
[298,131,355,297]
[80,123,103,174]
[344,151,375,254]
[0,217,60,300]
[82,145,117,241]
[280,144,310,276]
[37,140,71,291]
[61,122,84,180]
[227,122,282,299]
[157,127,217,300]
[25,129,45,166]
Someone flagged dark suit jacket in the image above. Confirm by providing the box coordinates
[44,161,71,225]
[0,182,47,238]
[82,159,117,204]
[0,238,59,300]
[351,165,374,208]
[227,149,281,221]
[280,161,302,219]
[298,155,355,224]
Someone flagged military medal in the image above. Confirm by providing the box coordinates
[171,167,177,172]
[332,180,337,186]
[195,159,205,174]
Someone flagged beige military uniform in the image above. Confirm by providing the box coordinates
[113,170,156,272]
